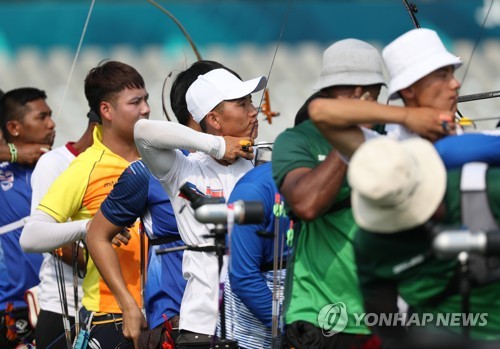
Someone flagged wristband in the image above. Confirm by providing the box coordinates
[7,143,17,163]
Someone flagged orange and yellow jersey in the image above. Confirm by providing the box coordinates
[38,126,141,313]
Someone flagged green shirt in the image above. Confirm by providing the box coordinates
[272,120,370,335]
[356,168,500,340]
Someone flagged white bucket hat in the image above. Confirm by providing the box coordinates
[313,39,386,90]
[383,28,462,100]
[186,68,267,123]
[348,137,446,233]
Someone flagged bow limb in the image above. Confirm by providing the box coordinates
[146,0,202,61]
[161,72,173,121]
[147,0,203,122]
[252,0,292,131]
[401,0,421,28]
[56,0,96,119]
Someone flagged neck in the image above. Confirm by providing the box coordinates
[72,123,97,154]
[101,134,140,162]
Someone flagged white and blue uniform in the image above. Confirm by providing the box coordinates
[100,160,186,328]
[223,162,289,348]
[0,162,42,310]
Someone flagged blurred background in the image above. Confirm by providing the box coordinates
[0,0,499,147]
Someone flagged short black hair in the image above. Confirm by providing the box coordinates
[170,60,241,126]
[84,60,145,118]
[0,87,47,141]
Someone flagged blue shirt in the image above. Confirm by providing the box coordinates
[0,162,43,310]
[227,162,289,327]
[435,133,500,169]
[100,160,186,328]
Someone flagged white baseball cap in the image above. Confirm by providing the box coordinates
[186,68,267,123]
[383,28,462,100]
[348,137,446,233]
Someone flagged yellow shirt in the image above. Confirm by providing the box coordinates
[38,126,141,313]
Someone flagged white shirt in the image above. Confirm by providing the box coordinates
[30,144,83,317]
[134,120,253,335]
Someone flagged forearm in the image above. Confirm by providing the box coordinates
[0,143,11,162]
[20,210,88,252]
[282,151,347,221]
[309,98,408,129]
[134,119,225,159]
[59,243,86,270]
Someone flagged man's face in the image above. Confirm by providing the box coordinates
[18,98,56,145]
[410,65,460,113]
[108,87,150,141]
[216,95,259,139]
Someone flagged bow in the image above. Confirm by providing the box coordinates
[147,0,202,61]
[402,0,421,28]
[147,0,203,122]
[55,0,96,120]
[260,89,280,125]
[457,0,495,126]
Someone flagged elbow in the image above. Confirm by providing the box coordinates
[289,201,321,221]
[20,224,38,253]
[133,119,148,145]
[308,99,324,125]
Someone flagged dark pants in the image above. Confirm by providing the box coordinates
[88,320,134,349]
[79,307,133,349]
[0,306,35,348]
[35,309,76,349]
[283,321,381,349]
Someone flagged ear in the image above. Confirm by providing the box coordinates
[204,111,222,131]
[5,120,21,139]
[352,86,364,99]
[399,86,415,100]
[99,101,112,122]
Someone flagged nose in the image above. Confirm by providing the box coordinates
[249,104,258,118]
[450,74,461,90]
[47,117,56,129]
[141,100,151,117]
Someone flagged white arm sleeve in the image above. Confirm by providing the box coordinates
[134,119,226,178]
[20,210,89,253]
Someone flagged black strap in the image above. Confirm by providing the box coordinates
[150,235,182,246]
[260,259,287,272]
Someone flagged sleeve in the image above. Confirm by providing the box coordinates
[134,119,225,179]
[37,160,88,223]
[30,149,70,212]
[20,210,88,252]
[228,182,274,327]
[271,128,315,189]
[100,161,149,227]
[435,133,500,169]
